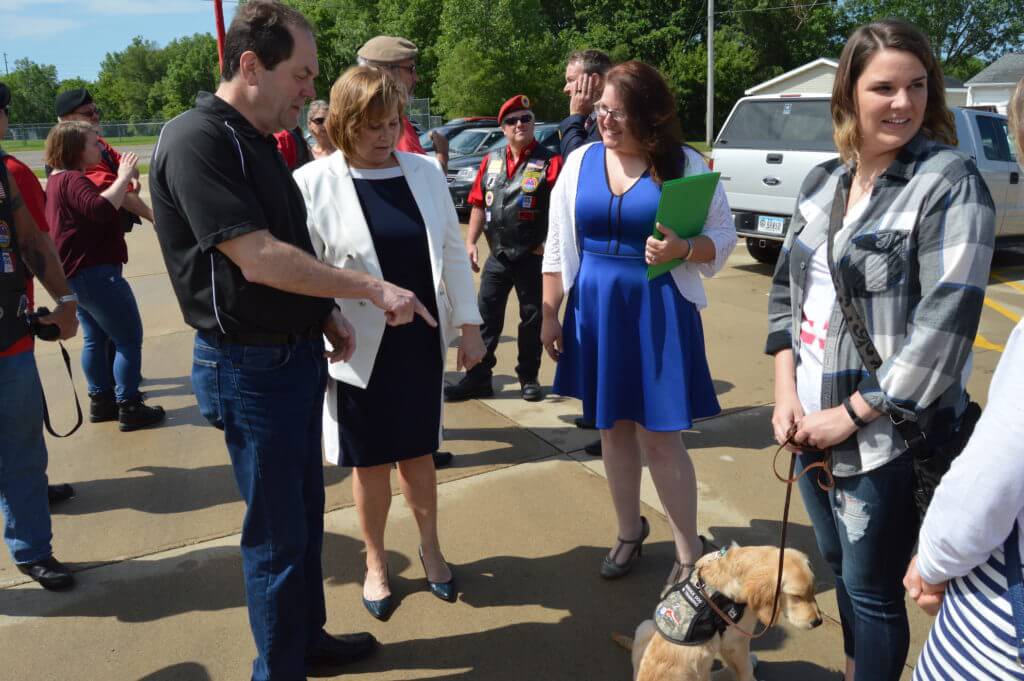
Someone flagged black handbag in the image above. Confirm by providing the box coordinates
[825,174,980,519]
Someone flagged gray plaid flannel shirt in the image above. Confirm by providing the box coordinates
[765,133,996,475]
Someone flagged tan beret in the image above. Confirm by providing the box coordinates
[358,36,419,63]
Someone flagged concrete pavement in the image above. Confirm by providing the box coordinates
[2,175,1021,680]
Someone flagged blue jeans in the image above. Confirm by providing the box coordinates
[68,263,144,401]
[798,449,919,681]
[192,332,328,681]
[0,351,53,565]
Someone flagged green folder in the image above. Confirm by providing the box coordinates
[647,171,721,280]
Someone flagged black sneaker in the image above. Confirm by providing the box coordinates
[584,440,602,457]
[89,390,118,423]
[520,380,543,402]
[444,377,494,402]
[433,451,454,468]
[118,394,166,432]
[17,555,74,590]
[48,483,75,505]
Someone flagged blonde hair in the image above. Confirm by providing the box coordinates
[43,120,94,170]
[832,20,956,163]
[1009,79,1024,161]
[326,66,407,159]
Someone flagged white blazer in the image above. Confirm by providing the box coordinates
[294,150,482,463]
[543,143,736,309]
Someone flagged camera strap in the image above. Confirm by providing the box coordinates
[41,341,83,438]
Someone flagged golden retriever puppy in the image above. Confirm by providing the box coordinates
[615,546,823,681]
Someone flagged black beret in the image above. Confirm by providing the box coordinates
[0,83,10,110]
[55,88,93,118]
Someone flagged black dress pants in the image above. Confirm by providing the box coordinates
[467,252,543,383]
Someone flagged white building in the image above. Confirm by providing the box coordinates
[965,53,1024,114]
[744,57,969,107]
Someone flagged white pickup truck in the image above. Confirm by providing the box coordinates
[712,94,1024,263]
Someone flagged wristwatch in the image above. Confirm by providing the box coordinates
[56,294,79,305]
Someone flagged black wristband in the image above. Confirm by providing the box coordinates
[843,397,868,429]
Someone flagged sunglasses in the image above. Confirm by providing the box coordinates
[310,117,326,125]
[502,113,534,126]
[75,106,101,118]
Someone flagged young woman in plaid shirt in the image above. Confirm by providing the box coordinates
[766,20,996,681]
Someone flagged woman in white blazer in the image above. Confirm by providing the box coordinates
[541,62,736,592]
[294,67,484,622]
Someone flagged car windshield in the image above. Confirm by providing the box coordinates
[449,130,490,155]
[717,99,836,152]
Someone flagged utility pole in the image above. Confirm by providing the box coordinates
[706,0,714,147]
[2,53,9,77]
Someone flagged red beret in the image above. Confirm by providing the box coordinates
[498,95,532,123]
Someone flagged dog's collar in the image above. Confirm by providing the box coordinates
[653,559,745,646]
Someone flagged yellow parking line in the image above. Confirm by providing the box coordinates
[991,271,1024,293]
[983,297,1022,323]
[974,333,1005,352]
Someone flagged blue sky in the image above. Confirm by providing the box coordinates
[0,0,239,81]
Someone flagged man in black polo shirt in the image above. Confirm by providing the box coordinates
[149,3,434,679]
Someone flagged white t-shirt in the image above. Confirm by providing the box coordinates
[796,198,868,415]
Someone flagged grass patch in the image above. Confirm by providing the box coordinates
[687,141,711,153]
[34,163,150,179]
[4,135,160,152]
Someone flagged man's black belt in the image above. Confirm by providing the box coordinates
[199,326,321,347]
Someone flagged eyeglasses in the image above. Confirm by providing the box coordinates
[502,113,535,126]
[594,103,627,122]
[385,63,417,74]
[310,117,326,125]
[75,106,101,119]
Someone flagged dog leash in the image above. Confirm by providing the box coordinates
[695,431,833,639]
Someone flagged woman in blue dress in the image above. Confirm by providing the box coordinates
[541,61,736,590]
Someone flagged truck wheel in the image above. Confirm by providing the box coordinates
[746,238,781,264]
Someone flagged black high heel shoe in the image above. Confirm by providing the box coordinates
[361,565,392,621]
[600,516,650,580]
[418,546,456,602]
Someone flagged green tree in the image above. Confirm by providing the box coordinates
[433,0,564,119]
[151,33,219,118]
[5,58,59,124]
[843,0,1024,76]
[93,37,168,121]
[286,0,379,98]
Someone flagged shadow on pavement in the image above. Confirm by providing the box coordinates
[50,464,352,517]
[137,662,213,681]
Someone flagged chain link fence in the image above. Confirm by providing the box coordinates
[3,98,444,144]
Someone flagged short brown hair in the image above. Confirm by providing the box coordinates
[326,66,407,160]
[1009,79,1024,161]
[568,49,612,76]
[832,19,956,163]
[605,61,685,185]
[44,120,93,170]
[222,0,312,81]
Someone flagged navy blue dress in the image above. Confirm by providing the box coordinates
[336,166,441,467]
[553,144,720,431]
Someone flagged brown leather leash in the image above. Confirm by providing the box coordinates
[695,431,833,639]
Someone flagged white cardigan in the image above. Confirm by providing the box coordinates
[542,143,736,309]
[293,150,482,463]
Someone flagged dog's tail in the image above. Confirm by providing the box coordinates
[611,633,634,651]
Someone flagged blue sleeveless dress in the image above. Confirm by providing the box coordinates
[552,143,720,431]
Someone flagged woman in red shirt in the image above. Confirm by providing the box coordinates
[44,121,163,431]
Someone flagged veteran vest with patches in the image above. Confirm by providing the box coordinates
[0,160,31,351]
[481,144,554,261]
[654,574,746,646]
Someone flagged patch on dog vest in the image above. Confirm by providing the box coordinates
[654,576,746,646]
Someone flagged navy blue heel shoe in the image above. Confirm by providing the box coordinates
[361,566,392,621]
[418,546,456,603]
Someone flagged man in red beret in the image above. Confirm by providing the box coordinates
[445,94,563,403]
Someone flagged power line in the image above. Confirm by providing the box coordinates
[716,1,835,14]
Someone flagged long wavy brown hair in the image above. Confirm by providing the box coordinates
[604,61,686,184]
[832,19,956,163]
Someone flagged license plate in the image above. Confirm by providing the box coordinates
[757,215,785,235]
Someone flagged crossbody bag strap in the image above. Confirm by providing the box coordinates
[1004,523,1024,668]
[41,342,83,438]
[824,173,926,450]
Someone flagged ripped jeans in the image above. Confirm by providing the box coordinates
[797,449,919,681]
